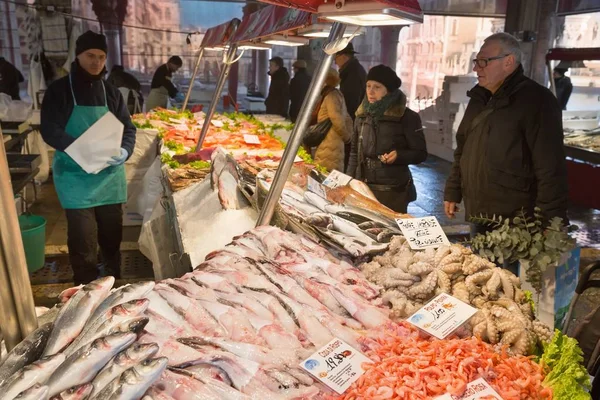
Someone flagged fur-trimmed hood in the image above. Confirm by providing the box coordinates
[355,89,407,120]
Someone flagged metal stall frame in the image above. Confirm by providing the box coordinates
[182,47,205,111]
[0,130,38,352]
[256,22,348,226]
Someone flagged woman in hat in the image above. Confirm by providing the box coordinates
[347,64,427,213]
[40,30,136,284]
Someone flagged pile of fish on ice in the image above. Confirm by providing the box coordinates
[0,226,390,400]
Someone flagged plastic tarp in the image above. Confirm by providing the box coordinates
[546,48,600,62]
[250,0,421,14]
[201,18,241,48]
[231,5,312,43]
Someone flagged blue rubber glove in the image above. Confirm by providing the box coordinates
[108,148,128,166]
[174,92,185,102]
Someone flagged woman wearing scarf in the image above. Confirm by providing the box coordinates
[347,65,427,213]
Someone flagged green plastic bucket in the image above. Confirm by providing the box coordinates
[18,215,47,273]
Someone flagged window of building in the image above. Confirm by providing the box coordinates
[166,8,171,21]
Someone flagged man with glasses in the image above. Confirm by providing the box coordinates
[444,33,568,273]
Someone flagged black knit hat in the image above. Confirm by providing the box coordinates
[367,64,401,92]
[76,30,107,56]
[269,56,284,68]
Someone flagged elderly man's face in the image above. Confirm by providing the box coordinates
[473,41,516,93]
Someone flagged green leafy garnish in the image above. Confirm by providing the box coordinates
[188,160,211,169]
[160,153,180,169]
[133,119,153,129]
[164,140,185,154]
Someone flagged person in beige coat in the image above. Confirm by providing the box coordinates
[314,69,353,172]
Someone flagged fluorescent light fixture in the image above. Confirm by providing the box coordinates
[204,46,227,51]
[263,35,309,47]
[318,2,423,26]
[238,43,271,51]
[298,24,364,38]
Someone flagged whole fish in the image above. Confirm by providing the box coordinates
[88,281,155,325]
[90,343,159,398]
[63,299,150,357]
[47,332,136,397]
[43,277,115,356]
[37,305,62,326]
[93,357,168,400]
[13,385,48,400]
[52,383,93,400]
[0,323,53,387]
[0,353,65,400]
[326,185,405,221]
[348,179,378,201]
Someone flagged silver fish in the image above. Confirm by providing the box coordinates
[0,353,65,400]
[0,323,53,387]
[37,305,62,326]
[64,299,150,357]
[47,332,136,397]
[51,383,93,400]
[43,277,115,356]
[14,385,49,400]
[90,343,159,398]
[88,281,155,325]
[93,357,168,400]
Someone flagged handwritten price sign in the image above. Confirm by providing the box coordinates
[396,216,450,250]
[408,293,478,339]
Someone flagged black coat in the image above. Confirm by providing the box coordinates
[555,75,573,110]
[289,69,311,123]
[107,69,144,114]
[339,57,366,120]
[0,57,24,100]
[265,67,290,117]
[40,61,136,157]
[151,64,178,98]
[347,90,427,212]
[444,66,568,222]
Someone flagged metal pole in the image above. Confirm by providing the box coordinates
[0,135,38,350]
[547,61,557,96]
[256,22,347,226]
[195,43,239,152]
[182,47,205,111]
[0,241,22,351]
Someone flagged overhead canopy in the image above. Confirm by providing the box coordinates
[546,48,600,62]
[557,0,600,16]
[201,18,241,48]
[231,5,312,43]
[251,0,421,14]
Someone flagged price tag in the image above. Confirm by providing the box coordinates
[322,170,353,188]
[396,216,450,250]
[407,293,478,340]
[300,338,372,394]
[307,177,327,198]
[434,378,503,400]
[210,120,224,127]
[243,134,261,144]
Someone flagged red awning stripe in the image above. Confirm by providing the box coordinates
[250,0,421,14]
[546,47,600,62]
[201,19,241,48]
[231,5,313,43]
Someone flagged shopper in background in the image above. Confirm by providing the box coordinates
[0,56,24,100]
[40,31,136,285]
[444,33,568,273]
[265,56,290,118]
[347,65,427,213]
[107,65,144,115]
[289,59,311,123]
[313,68,353,172]
[146,55,183,110]
[553,66,573,111]
[334,42,366,172]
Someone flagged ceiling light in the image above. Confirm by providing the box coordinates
[318,2,423,26]
[263,35,309,47]
[204,46,227,51]
[238,43,271,51]
[298,24,364,38]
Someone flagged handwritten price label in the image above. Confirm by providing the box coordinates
[300,338,372,394]
[243,134,261,144]
[322,170,353,189]
[435,378,503,400]
[396,216,450,250]
[407,293,478,339]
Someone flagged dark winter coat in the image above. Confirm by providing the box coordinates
[289,68,311,123]
[265,67,290,118]
[444,65,568,222]
[151,64,178,98]
[0,57,24,100]
[40,61,136,157]
[347,90,427,213]
[107,68,144,114]
[339,57,366,121]
[555,75,573,111]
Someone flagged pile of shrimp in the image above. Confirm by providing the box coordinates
[332,322,552,400]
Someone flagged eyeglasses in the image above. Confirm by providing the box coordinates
[472,54,510,68]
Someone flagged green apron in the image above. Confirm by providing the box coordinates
[53,75,126,209]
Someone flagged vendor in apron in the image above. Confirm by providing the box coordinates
[40,31,137,285]
[146,56,184,110]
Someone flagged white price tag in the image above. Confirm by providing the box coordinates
[408,293,478,340]
[300,338,372,394]
[434,378,503,400]
[396,216,450,250]
[307,177,327,198]
[322,170,353,188]
[210,120,224,127]
[243,134,261,144]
